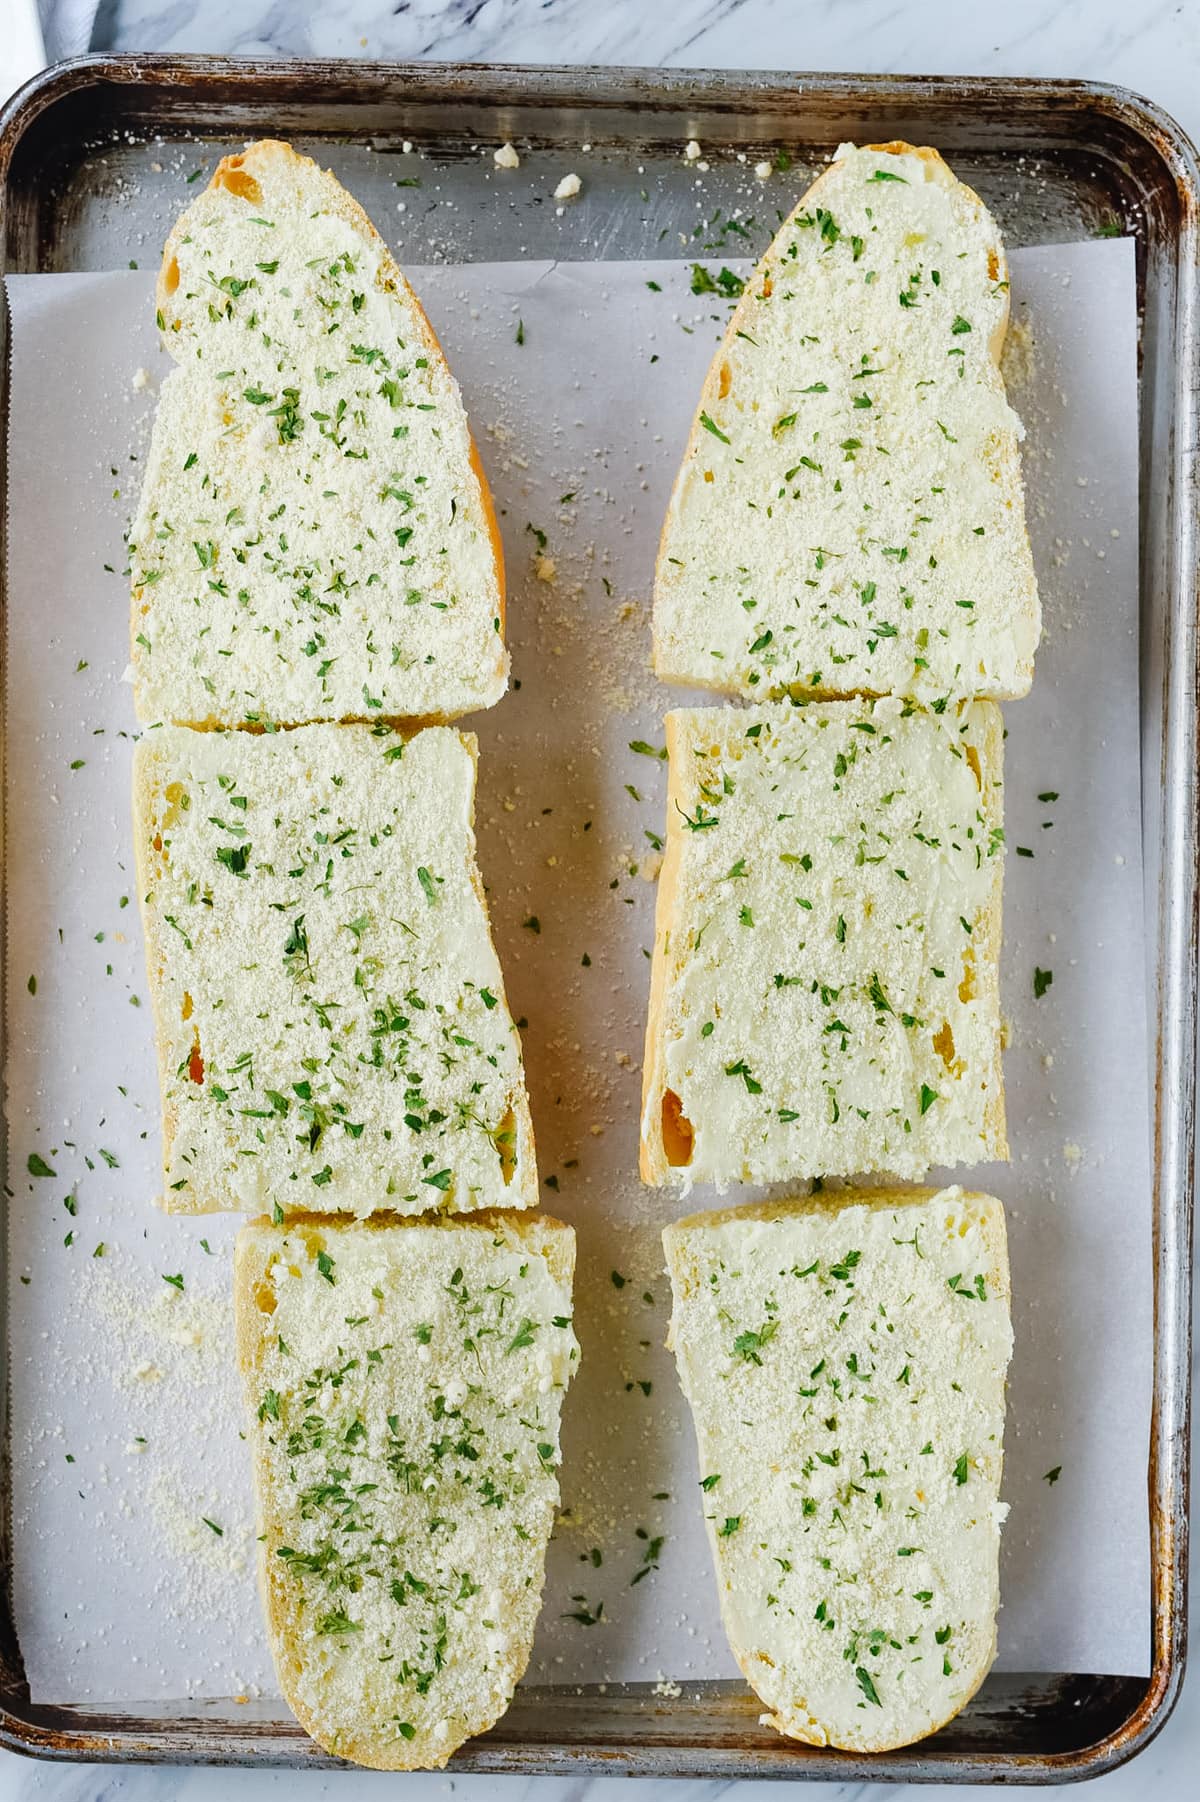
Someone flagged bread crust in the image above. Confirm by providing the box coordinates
[652,141,1033,702]
[663,1186,1009,1752]
[131,733,183,1189]
[964,702,1009,1160]
[639,707,688,1183]
[235,1210,575,1767]
[457,732,540,1209]
[139,139,506,725]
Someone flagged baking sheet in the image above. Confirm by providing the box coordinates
[3,234,1149,1701]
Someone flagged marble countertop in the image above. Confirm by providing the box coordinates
[5,1,1198,1797]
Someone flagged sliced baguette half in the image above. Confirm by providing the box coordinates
[654,141,1040,703]
[236,1209,578,1768]
[640,698,1006,1187]
[131,139,506,727]
[134,722,536,1215]
[664,1186,1012,1752]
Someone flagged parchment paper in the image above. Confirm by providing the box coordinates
[3,237,1149,1700]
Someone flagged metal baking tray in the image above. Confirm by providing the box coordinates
[0,54,1194,1782]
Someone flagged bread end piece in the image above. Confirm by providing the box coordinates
[155,138,504,644]
[664,1186,1011,1752]
[137,138,506,727]
[640,709,693,1186]
[236,1209,577,1768]
[652,139,1038,704]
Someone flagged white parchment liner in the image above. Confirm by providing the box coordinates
[3,239,1148,1699]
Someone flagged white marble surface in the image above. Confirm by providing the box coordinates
[6,0,1198,1796]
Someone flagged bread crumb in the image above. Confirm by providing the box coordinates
[535,554,557,583]
[132,367,152,392]
[554,173,582,202]
[1063,1142,1083,1171]
[754,160,773,181]
[684,140,702,162]
[494,143,520,170]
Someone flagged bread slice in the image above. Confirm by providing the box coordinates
[130,139,506,728]
[654,141,1040,704]
[664,1186,1011,1752]
[640,698,1006,1187]
[236,1209,578,1769]
[134,722,536,1215]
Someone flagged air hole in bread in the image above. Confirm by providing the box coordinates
[300,1230,327,1265]
[987,248,1000,283]
[496,1107,517,1184]
[163,780,188,826]
[181,990,193,1022]
[661,1089,695,1167]
[958,948,977,1004]
[933,1020,963,1076]
[703,469,714,483]
[253,1279,276,1315]
[215,162,263,206]
[718,363,731,400]
[964,745,982,787]
[164,256,180,295]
